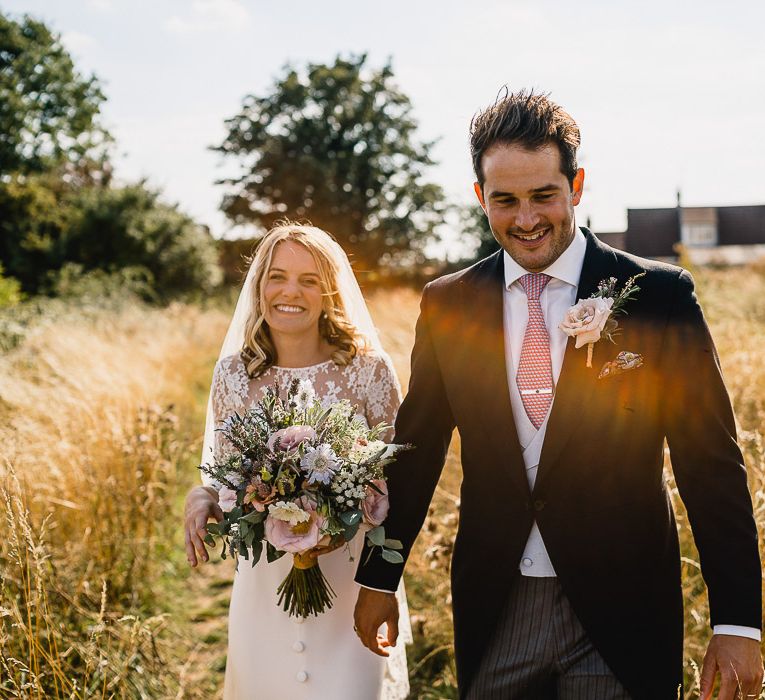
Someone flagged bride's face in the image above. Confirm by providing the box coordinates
[262,240,325,338]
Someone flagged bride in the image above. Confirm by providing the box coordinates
[183,222,411,699]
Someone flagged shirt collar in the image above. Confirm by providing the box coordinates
[503,227,587,290]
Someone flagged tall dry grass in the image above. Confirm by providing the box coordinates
[0,302,228,698]
[1,267,763,699]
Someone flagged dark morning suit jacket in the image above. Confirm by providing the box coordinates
[355,229,762,699]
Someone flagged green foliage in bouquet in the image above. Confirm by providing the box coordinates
[200,378,407,616]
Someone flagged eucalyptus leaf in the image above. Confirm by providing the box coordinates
[367,526,385,547]
[343,520,360,542]
[340,510,362,526]
[229,506,243,521]
[384,539,403,550]
[266,543,287,563]
[250,539,263,565]
[240,510,266,524]
[204,534,215,547]
[381,549,404,564]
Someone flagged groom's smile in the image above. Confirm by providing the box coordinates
[474,143,585,272]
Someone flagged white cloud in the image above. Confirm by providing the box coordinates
[164,0,251,35]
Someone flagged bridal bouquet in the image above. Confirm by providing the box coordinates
[200,378,408,618]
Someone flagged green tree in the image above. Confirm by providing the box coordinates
[0,172,72,291]
[0,11,110,178]
[0,178,221,299]
[64,184,222,300]
[459,203,499,263]
[213,54,446,268]
[0,263,23,307]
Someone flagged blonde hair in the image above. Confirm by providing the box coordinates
[241,221,369,377]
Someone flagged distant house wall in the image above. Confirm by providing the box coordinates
[680,207,718,247]
[595,204,765,262]
[717,205,765,246]
[595,232,626,250]
[625,208,680,258]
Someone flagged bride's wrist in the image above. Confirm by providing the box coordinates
[187,485,219,505]
[201,486,220,501]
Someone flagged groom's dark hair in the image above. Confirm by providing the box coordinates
[470,88,581,188]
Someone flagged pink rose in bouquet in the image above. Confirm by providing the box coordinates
[362,479,389,527]
[267,425,316,452]
[218,485,238,512]
[265,499,324,553]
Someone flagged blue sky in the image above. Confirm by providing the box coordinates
[5,0,764,250]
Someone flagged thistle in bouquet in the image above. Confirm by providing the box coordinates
[199,378,410,618]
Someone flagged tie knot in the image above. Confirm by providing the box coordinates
[519,273,551,301]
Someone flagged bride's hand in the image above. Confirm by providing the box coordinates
[307,538,344,560]
[184,486,223,567]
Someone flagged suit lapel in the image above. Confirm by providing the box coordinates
[534,231,619,492]
[467,252,529,496]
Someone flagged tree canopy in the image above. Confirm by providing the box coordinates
[460,203,500,263]
[0,12,110,178]
[213,54,446,268]
[0,11,221,302]
[0,177,222,299]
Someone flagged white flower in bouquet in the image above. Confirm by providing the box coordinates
[293,380,316,411]
[268,500,311,527]
[351,438,400,465]
[300,444,340,485]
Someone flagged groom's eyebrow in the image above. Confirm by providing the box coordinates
[489,184,561,199]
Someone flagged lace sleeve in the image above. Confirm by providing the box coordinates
[202,355,248,488]
[210,361,230,466]
[363,353,402,440]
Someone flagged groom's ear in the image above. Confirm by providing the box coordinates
[473,182,487,213]
[571,168,585,205]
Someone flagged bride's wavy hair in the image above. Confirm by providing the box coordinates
[241,221,369,377]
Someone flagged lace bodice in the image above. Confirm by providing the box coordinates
[207,350,402,468]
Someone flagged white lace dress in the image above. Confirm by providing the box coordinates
[208,350,411,700]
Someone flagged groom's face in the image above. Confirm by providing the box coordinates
[474,143,584,272]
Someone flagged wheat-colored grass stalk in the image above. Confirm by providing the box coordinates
[0,302,228,698]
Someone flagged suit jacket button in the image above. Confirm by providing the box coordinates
[533,499,546,512]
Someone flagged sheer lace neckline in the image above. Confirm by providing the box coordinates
[271,358,335,370]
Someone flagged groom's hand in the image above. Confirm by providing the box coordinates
[700,635,763,700]
[353,587,398,657]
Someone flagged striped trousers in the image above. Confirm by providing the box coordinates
[466,576,631,700]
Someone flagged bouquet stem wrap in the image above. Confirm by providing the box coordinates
[276,553,336,617]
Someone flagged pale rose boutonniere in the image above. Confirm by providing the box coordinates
[559,273,646,368]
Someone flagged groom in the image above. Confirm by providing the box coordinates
[353,90,763,699]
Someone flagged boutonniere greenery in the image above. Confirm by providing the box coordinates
[559,273,646,368]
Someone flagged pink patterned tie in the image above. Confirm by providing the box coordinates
[516,273,553,429]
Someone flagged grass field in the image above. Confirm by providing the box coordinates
[1,267,764,698]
